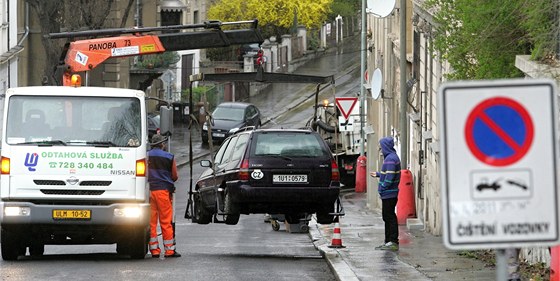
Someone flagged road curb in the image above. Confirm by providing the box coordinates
[309,217,360,281]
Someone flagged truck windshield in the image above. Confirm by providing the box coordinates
[5,95,142,147]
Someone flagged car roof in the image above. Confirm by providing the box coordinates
[216,102,254,109]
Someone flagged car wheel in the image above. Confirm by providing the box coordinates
[224,192,240,225]
[1,226,23,261]
[316,205,335,224]
[285,214,302,224]
[194,194,212,224]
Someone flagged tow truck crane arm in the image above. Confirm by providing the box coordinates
[47,20,264,86]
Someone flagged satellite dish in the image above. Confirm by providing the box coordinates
[366,0,396,18]
[371,68,382,100]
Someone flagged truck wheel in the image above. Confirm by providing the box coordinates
[194,195,212,224]
[224,192,240,225]
[129,226,148,259]
[1,226,23,261]
[117,226,148,259]
[29,243,45,256]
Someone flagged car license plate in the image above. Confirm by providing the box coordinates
[273,175,307,183]
[52,209,91,220]
[213,133,225,138]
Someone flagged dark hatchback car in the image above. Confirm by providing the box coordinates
[193,128,341,225]
[201,102,261,144]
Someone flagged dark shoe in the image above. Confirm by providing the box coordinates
[164,251,181,258]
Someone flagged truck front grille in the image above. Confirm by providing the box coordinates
[34,180,65,186]
[80,181,112,186]
[40,189,105,196]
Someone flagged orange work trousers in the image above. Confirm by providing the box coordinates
[149,190,176,256]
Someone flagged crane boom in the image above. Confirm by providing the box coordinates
[49,20,264,86]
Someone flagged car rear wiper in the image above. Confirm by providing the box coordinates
[86,141,117,147]
[260,154,292,161]
[17,140,67,146]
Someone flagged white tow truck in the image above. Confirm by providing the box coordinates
[309,99,365,188]
[0,85,151,260]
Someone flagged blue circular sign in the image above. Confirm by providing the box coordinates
[464,97,534,167]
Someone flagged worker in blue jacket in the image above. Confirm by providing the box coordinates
[370,136,401,251]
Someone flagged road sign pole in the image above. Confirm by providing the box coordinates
[496,249,507,281]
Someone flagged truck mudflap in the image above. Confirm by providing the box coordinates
[0,201,150,225]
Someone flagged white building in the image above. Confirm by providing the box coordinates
[0,0,23,94]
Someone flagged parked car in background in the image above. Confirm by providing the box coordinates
[147,113,160,140]
[237,43,260,60]
[193,128,341,226]
[201,102,261,144]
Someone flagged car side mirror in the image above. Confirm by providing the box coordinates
[159,105,173,136]
[200,159,212,168]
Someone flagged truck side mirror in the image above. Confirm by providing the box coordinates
[160,105,173,136]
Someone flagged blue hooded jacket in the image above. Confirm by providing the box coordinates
[376,137,401,199]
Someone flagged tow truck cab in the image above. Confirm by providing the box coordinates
[0,86,150,260]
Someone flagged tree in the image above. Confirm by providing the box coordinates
[26,0,135,84]
[424,0,557,79]
[208,0,333,39]
[328,0,359,21]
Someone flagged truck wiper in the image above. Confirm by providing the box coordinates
[86,141,117,147]
[17,140,67,146]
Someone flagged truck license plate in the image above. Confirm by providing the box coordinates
[273,175,307,183]
[52,209,91,220]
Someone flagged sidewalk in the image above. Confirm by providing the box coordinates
[309,192,496,281]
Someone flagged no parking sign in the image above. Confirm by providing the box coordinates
[439,79,560,250]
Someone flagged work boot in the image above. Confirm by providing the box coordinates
[375,242,399,251]
[164,251,182,258]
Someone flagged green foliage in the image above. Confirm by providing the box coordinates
[135,52,180,69]
[424,0,557,80]
[208,0,333,37]
[182,86,218,109]
[328,0,360,21]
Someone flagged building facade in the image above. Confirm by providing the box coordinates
[1,0,21,93]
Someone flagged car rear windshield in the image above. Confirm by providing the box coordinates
[251,132,329,158]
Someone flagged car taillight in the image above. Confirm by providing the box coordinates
[239,159,250,181]
[331,159,340,182]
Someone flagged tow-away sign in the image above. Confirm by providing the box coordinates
[438,78,560,250]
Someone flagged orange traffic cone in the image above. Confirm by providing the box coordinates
[328,222,346,248]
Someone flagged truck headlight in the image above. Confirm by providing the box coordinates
[114,207,142,218]
[4,206,30,216]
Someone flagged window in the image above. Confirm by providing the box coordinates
[214,138,232,165]
[230,134,249,163]
[252,132,328,157]
[6,96,141,147]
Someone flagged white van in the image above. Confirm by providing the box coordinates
[0,86,150,260]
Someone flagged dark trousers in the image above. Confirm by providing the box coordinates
[381,197,399,244]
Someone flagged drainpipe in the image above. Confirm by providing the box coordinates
[17,1,29,46]
[399,0,408,166]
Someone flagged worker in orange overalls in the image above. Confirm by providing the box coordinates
[148,134,180,258]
